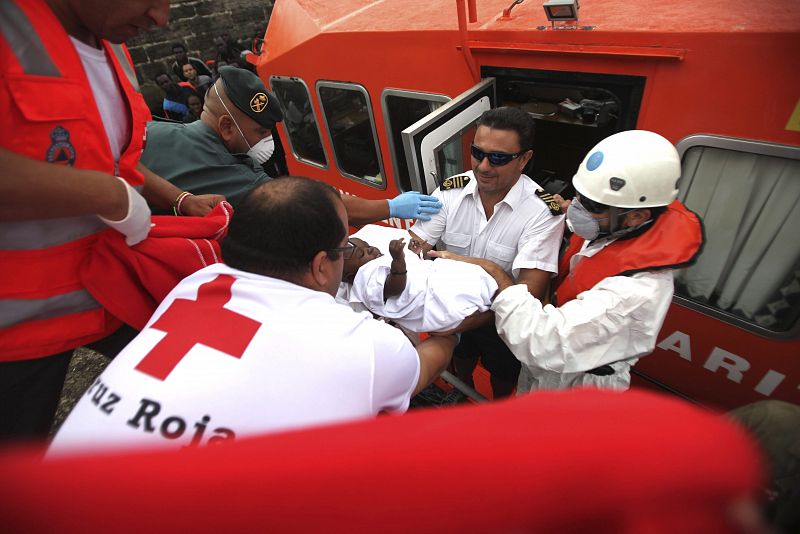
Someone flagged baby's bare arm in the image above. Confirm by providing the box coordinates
[383,238,407,301]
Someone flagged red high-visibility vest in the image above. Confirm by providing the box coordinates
[555,200,704,305]
[0,0,151,361]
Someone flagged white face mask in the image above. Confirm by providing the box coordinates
[566,197,640,241]
[566,200,605,241]
[214,83,274,164]
[247,135,274,164]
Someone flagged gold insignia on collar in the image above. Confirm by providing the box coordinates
[250,92,268,113]
[534,188,562,216]
[441,174,471,190]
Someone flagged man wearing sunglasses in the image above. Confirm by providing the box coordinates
[49,177,457,455]
[409,107,565,398]
[436,130,704,392]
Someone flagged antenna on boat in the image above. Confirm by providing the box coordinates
[500,0,525,20]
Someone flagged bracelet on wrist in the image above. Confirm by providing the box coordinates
[173,191,193,216]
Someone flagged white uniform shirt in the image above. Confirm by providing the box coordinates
[491,238,675,392]
[336,226,497,332]
[50,264,420,457]
[410,171,564,277]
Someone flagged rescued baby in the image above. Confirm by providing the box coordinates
[336,225,497,332]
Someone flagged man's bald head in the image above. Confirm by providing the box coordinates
[221,177,347,284]
[200,78,229,123]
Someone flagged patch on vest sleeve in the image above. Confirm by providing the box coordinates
[534,188,562,216]
[441,174,470,190]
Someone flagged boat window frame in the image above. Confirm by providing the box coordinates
[673,133,800,340]
[401,78,496,194]
[268,75,329,170]
[381,88,450,192]
[316,80,386,190]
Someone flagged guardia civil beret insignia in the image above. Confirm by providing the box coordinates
[218,66,283,128]
[250,92,268,113]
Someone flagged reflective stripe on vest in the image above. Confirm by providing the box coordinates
[0,0,60,76]
[108,43,141,93]
[0,216,106,250]
[0,185,144,250]
[0,0,147,359]
[0,289,100,330]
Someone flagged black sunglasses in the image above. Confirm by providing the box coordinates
[328,239,357,260]
[470,144,525,167]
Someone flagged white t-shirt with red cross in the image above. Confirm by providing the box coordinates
[49,264,420,456]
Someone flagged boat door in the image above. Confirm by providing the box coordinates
[402,78,495,194]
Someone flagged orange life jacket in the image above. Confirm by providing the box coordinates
[0,0,151,361]
[555,200,704,305]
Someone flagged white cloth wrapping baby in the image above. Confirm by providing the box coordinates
[336,225,497,332]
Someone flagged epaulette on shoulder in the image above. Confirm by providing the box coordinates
[441,174,471,190]
[534,188,563,216]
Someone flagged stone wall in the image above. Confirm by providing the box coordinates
[127,0,275,114]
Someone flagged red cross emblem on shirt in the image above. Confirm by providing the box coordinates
[134,274,262,381]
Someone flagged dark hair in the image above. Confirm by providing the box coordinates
[476,107,536,151]
[172,43,187,52]
[221,177,346,281]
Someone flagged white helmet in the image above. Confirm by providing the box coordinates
[572,130,681,208]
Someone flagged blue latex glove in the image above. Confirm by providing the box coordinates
[387,191,442,221]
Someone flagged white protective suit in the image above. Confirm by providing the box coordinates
[336,225,497,332]
[492,238,674,392]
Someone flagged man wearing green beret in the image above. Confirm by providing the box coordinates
[141,66,442,223]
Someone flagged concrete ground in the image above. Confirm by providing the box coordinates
[51,348,109,435]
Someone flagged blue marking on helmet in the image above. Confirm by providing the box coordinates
[586,151,603,171]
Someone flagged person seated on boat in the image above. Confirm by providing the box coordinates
[182,94,203,123]
[170,42,212,82]
[47,177,458,456]
[155,72,193,121]
[433,130,704,393]
[336,225,497,333]
[178,62,212,99]
[140,66,443,225]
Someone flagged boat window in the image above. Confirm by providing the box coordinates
[382,89,449,192]
[317,82,385,189]
[269,76,327,168]
[674,135,800,335]
[400,78,494,194]
[435,124,476,183]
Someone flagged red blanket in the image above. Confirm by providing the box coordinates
[0,389,762,533]
[81,203,232,330]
